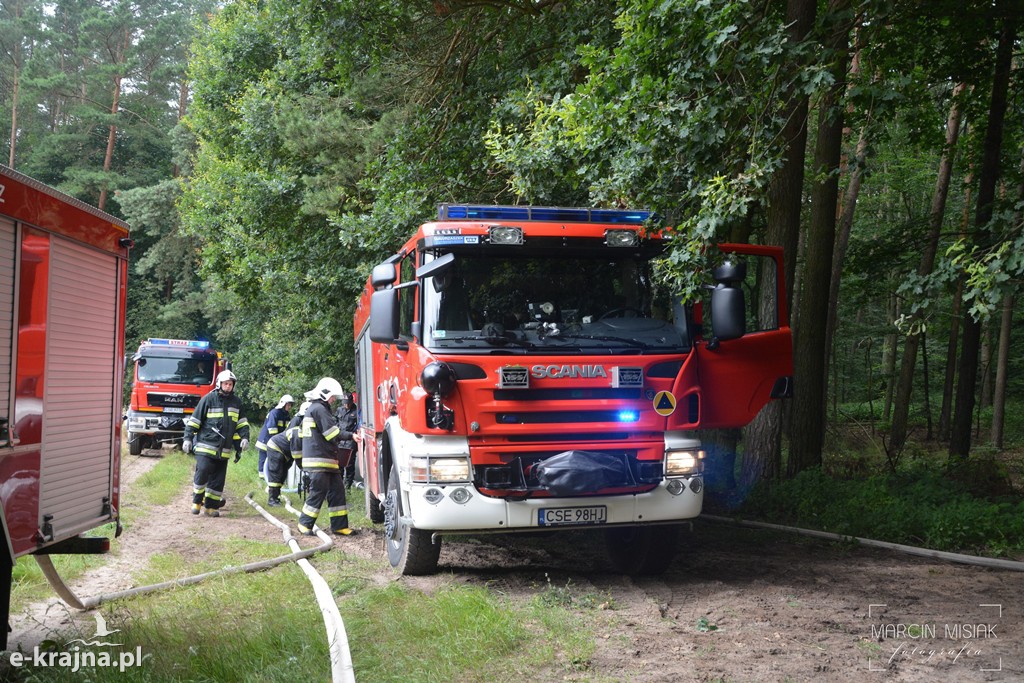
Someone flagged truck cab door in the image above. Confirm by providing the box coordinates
[689,244,792,429]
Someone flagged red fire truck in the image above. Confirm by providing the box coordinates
[354,204,792,575]
[125,338,227,455]
[1,165,130,647]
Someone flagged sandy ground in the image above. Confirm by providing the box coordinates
[8,452,1024,682]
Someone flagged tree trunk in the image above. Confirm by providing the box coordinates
[741,0,815,488]
[949,15,1015,459]
[882,286,899,422]
[889,84,965,453]
[8,64,17,168]
[990,292,1013,448]
[788,1,851,476]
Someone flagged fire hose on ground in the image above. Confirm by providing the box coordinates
[699,514,1024,572]
[34,493,355,683]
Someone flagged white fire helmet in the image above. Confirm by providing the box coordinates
[298,401,312,416]
[275,394,295,409]
[216,369,237,390]
[311,377,345,402]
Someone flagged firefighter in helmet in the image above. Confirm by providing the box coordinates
[334,391,359,488]
[265,400,309,506]
[256,393,294,479]
[297,377,358,536]
[183,369,250,517]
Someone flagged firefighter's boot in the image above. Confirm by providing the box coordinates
[267,495,281,507]
[204,507,220,517]
[191,503,201,515]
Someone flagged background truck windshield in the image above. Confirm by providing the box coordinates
[424,252,689,353]
[136,356,215,384]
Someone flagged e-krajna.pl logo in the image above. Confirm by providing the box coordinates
[6,612,149,673]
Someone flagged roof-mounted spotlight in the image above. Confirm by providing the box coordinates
[488,225,524,245]
[605,229,639,247]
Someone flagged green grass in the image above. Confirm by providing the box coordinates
[741,463,1024,557]
[7,445,598,681]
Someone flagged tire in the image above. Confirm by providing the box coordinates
[128,432,143,456]
[383,463,440,575]
[365,479,385,524]
[605,524,681,576]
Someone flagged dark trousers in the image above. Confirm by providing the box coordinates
[193,455,228,509]
[266,450,294,500]
[298,470,348,532]
[257,445,268,475]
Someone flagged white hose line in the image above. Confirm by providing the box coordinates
[36,532,332,611]
[699,514,1024,572]
[252,493,355,683]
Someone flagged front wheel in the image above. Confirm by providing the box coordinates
[383,464,440,575]
[605,524,681,576]
[128,433,143,456]
[364,479,385,524]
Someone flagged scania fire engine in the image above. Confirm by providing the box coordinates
[125,338,227,455]
[354,204,792,575]
[1,165,130,647]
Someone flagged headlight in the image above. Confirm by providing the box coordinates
[409,457,471,483]
[665,449,704,476]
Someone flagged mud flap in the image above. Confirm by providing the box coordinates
[534,451,630,495]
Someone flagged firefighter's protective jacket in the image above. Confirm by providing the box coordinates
[185,389,250,459]
[268,415,303,464]
[256,406,290,451]
[301,400,352,471]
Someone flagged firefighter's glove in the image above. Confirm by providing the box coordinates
[234,450,241,464]
[182,439,192,453]
[239,438,249,450]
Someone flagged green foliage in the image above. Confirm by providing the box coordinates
[742,465,1024,557]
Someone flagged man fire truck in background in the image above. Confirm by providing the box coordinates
[1,165,130,648]
[125,338,228,455]
[354,204,792,576]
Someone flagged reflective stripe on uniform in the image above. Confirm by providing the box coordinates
[323,425,341,441]
[301,504,320,517]
[205,488,223,501]
[303,458,339,470]
[328,507,348,519]
[268,482,283,489]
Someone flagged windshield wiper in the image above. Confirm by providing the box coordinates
[547,334,653,350]
[441,335,538,349]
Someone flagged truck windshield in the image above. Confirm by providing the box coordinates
[423,252,689,354]
[136,356,215,385]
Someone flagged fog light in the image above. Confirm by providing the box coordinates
[449,488,472,504]
[666,479,685,496]
[690,477,703,494]
[423,488,443,504]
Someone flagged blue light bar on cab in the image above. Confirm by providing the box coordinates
[438,204,653,224]
[146,338,210,349]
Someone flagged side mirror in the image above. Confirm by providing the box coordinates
[709,260,746,342]
[416,253,456,292]
[369,289,400,342]
[371,262,397,290]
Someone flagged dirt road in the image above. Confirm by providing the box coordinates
[10,453,1023,681]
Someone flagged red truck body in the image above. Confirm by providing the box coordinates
[1,165,130,646]
[354,205,792,575]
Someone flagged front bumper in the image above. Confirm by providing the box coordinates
[126,410,187,435]
[402,475,703,532]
